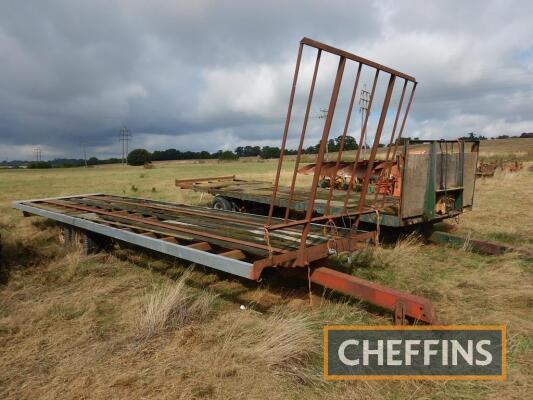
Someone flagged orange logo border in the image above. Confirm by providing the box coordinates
[323,325,507,381]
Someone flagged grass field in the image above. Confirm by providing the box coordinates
[0,138,532,399]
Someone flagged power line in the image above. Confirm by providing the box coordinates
[33,147,42,162]
[81,143,88,168]
[119,126,131,165]
[317,108,330,161]
[359,85,370,159]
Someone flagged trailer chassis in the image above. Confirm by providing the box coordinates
[13,193,438,324]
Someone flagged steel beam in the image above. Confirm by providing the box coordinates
[310,267,439,324]
[300,37,417,82]
[429,230,533,258]
[12,200,256,279]
[267,42,304,225]
[42,199,285,254]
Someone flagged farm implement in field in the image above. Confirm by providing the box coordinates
[176,139,479,228]
[13,194,438,324]
[14,38,445,324]
[476,159,523,178]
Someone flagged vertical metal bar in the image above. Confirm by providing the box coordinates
[342,69,380,212]
[398,140,409,218]
[459,141,465,187]
[353,74,396,227]
[377,81,417,208]
[376,79,407,206]
[266,42,304,225]
[284,49,322,222]
[426,141,438,220]
[323,62,362,215]
[297,56,346,264]
[390,82,417,162]
[384,79,407,163]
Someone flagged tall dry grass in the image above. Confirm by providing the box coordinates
[459,165,533,249]
[214,309,320,384]
[376,232,424,266]
[136,269,217,340]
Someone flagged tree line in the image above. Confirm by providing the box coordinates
[124,135,359,165]
[3,132,531,168]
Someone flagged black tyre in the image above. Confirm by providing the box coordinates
[213,196,233,211]
[59,224,73,245]
[80,231,100,256]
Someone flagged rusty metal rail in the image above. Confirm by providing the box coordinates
[175,175,236,189]
[429,230,533,258]
[266,37,417,268]
[310,267,437,324]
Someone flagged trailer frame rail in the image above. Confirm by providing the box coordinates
[13,193,439,324]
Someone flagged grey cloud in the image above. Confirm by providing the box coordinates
[0,0,532,160]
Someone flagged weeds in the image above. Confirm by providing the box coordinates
[247,312,318,380]
[461,231,473,252]
[47,303,86,321]
[331,234,424,284]
[63,248,82,279]
[136,270,217,340]
[92,300,117,339]
[217,310,320,384]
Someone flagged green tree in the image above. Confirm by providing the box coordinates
[235,146,244,157]
[327,138,338,152]
[87,157,99,166]
[27,161,51,169]
[459,132,487,141]
[127,149,152,166]
[336,135,357,150]
[260,146,281,159]
[218,150,238,161]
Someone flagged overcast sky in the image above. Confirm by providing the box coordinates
[1,0,532,161]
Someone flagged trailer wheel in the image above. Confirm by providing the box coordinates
[63,228,105,256]
[58,224,73,245]
[80,232,99,256]
[213,196,232,211]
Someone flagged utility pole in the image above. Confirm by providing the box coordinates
[119,126,131,165]
[82,143,88,168]
[359,85,370,159]
[318,108,329,161]
[33,147,42,162]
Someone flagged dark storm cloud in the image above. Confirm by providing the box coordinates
[0,0,532,160]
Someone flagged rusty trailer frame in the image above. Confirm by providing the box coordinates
[264,37,417,268]
[13,193,438,324]
[11,39,441,324]
[176,139,480,228]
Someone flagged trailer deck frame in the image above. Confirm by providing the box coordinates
[13,193,438,324]
[176,178,400,215]
[177,140,479,228]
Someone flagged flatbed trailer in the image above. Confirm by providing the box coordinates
[13,193,438,324]
[178,178,400,215]
[13,38,449,324]
[177,140,479,228]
